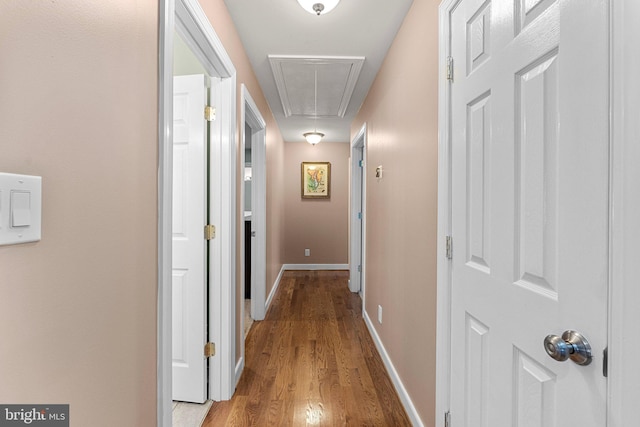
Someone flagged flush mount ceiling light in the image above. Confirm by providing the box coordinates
[303,131,324,145]
[304,69,324,145]
[296,0,340,16]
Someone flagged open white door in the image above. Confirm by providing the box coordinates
[446,0,609,425]
[172,74,207,403]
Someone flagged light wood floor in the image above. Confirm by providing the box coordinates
[202,270,411,426]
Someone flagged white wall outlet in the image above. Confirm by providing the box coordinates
[377,305,383,324]
[375,165,383,179]
[304,248,310,257]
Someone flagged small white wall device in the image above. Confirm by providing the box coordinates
[0,173,42,246]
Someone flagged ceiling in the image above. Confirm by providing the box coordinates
[223,0,414,143]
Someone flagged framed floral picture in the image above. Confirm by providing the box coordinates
[301,162,331,199]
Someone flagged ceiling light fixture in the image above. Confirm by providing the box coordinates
[296,0,340,16]
[304,69,324,145]
[304,131,324,145]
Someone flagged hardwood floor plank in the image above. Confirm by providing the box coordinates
[202,270,411,426]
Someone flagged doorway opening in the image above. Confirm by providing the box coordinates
[240,85,267,378]
[159,0,238,425]
[349,124,367,300]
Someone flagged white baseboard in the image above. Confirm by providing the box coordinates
[282,263,349,271]
[237,263,286,388]
[234,356,244,387]
[363,310,424,427]
[235,265,283,392]
[265,264,286,314]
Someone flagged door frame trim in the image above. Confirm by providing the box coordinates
[158,0,237,424]
[349,124,367,297]
[435,1,456,423]
[158,1,173,424]
[207,73,237,402]
[239,85,267,383]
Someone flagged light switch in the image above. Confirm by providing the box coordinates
[11,191,31,227]
[0,173,42,245]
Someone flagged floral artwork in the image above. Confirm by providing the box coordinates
[301,162,331,199]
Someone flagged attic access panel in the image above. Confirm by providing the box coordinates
[268,55,365,118]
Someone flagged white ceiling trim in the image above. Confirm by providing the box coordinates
[268,55,365,119]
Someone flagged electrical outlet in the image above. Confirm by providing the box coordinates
[378,305,383,324]
[304,248,310,257]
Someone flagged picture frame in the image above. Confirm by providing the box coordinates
[301,162,331,199]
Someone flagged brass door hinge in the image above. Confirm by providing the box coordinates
[204,224,216,240]
[204,105,216,122]
[204,342,216,358]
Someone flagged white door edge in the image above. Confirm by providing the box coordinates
[208,74,237,401]
[434,1,456,424]
[239,92,247,373]
[349,123,367,301]
[608,0,640,425]
[158,0,237,423]
[250,124,267,318]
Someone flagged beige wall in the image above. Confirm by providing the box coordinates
[0,1,158,426]
[0,0,438,424]
[198,0,286,364]
[283,142,350,264]
[350,0,440,425]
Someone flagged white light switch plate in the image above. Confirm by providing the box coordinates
[0,173,42,245]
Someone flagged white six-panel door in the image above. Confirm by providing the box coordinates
[448,0,609,425]
[172,74,208,403]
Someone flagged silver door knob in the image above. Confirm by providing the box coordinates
[543,330,592,366]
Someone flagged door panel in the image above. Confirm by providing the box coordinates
[449,0,609,425]
[172,74,207,403]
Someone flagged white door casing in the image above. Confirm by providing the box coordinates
[238,85,267,383]
[441,0,609,425]
[172,74,208,403]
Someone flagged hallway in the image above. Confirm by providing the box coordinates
[203,270,411,426]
